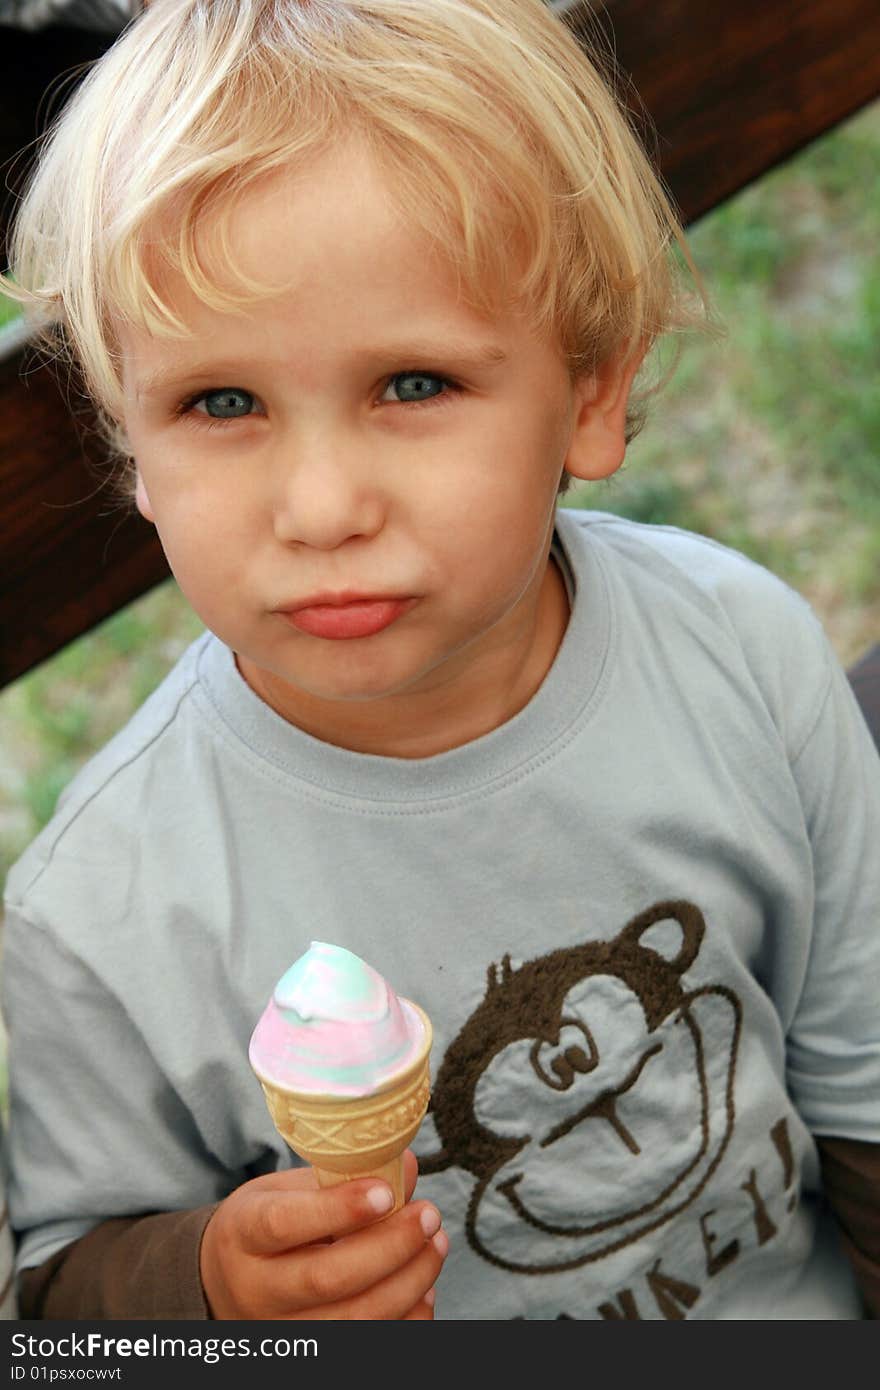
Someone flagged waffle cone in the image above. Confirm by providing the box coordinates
[254,1002,432,1213]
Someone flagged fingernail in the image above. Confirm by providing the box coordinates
[424,1288,436,1307]
[365,1185,394,1214]
[420,1205,441,1238]
[432,1229,449,1258]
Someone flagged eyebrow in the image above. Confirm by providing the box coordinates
[134,339,509,401]
[375,339,510,368]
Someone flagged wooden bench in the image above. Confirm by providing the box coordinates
[1,0,879,741]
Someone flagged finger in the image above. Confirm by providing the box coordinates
[297,1226,448,1321]
[402,1291,436,1321]
[241,1177,400,1255]
[272,1200,444,1313]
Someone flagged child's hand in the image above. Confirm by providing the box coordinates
[200,1150,447,1319]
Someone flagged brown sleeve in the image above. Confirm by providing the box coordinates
[817,1136,880,1318]
[18,1206,217,1320]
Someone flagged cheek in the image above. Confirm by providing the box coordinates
[134,473,242,609]
[426,407,567,516]
[431,496,555,622]
[134,448,244,549]
[417,419,562,579]
[157,539,250,649]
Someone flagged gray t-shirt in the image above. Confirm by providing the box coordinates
[4,510,880,1319]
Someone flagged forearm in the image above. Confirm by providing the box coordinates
[18,1206,216,1319]
[817,1136,880,1318]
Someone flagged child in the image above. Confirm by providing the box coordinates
[2,0,879,1320]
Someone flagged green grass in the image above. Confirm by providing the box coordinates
[0,297,20,329]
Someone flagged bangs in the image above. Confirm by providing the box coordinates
[4,0,706,454]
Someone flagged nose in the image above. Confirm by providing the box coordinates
[270,425,386,550]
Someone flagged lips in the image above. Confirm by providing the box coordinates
[278,593,416,640]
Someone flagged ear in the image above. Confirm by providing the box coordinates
[563,348,645,483]
[134,466,155,523]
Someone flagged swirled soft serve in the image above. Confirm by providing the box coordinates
[248,940,428,1097]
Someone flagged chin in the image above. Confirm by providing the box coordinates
[266,651,430,705]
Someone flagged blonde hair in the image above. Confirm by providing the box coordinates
[4,0,706,471]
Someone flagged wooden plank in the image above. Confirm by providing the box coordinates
[575,0,880,221]
[2,2,880,686]
[0,351,169,683]
[0,24,167,684]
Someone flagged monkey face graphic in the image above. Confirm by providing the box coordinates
[420,901,741,1273]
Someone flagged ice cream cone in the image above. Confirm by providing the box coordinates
[254,1002,432,1212]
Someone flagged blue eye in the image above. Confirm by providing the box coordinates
[385,373,447,403]
[195,388,256,418]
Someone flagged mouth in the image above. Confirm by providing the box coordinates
[539,1042,662,1151]
[277,592,417,640]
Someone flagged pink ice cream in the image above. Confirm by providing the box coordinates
[248,941,427,1097]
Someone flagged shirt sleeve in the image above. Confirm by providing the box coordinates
[1,904,235,1279]
[18,1207,214,1319]
[817,1136,880,1319]
[0,1183,17,1317]
[784,646,880,1140]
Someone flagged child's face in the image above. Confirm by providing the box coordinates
[120,139,624,755]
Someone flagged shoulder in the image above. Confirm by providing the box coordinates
[560,507,814,616]
[3,632,212,911]
[557,508,835,754]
